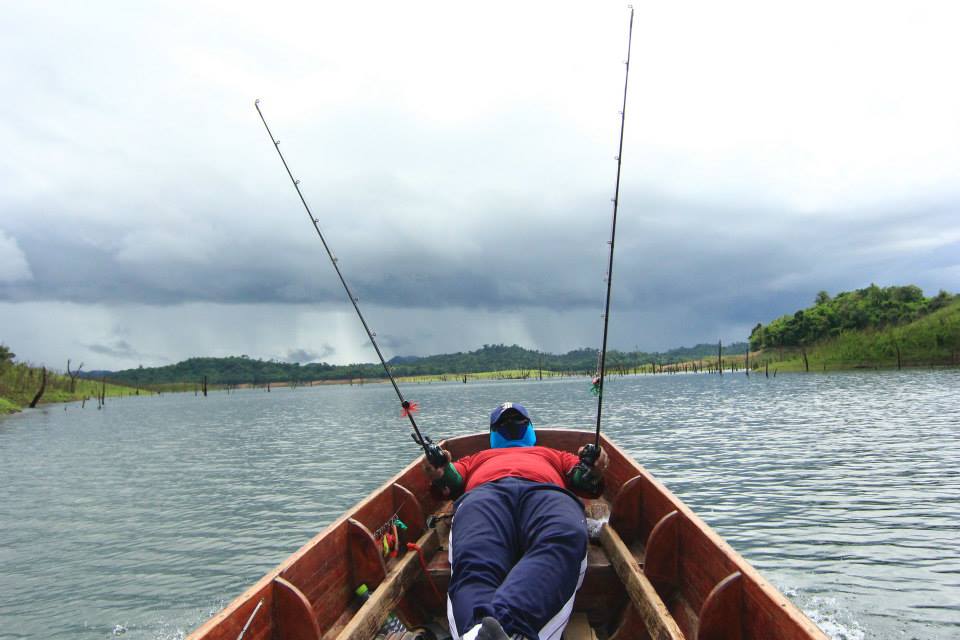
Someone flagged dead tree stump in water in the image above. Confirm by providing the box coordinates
[67,359,83,393]
[29,367,47,407]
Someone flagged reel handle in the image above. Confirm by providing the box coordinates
[412,433,449,468]
[579,443,600,466]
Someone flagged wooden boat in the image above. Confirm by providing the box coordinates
[188,429,828,640]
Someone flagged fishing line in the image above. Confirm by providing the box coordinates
[587,6,635,462]
[254,100,446,466]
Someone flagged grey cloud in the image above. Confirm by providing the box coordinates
[3,191,958,345]
[0,231,33,282]
[85,339,139,360]
[280,346,335,363]
[365,333,411,352]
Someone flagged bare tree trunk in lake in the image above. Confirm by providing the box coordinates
[29,368,47,407]
[203,375,208,397]
[67,359,83,393]
[895,341,902,370]
[765,361,769,378]
[745,348,750,376]
[100,378,106,406]
[802,348,809,372]
[717,340,723,375]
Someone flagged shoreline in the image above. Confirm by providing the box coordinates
[4,361,956,416]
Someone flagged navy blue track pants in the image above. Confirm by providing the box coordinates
[447,478,588,640]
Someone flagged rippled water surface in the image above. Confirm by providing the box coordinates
[1,371,958,639]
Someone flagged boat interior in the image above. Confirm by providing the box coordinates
[188,429,826,640]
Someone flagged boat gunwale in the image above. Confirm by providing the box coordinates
[592,432,828,639]
[186,440,431,639]
[188,427,827,640]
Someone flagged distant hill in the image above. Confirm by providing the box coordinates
[750,285,956,350]
[750,285,959,369]
[93,342,748,387]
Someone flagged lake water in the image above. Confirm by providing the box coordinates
[1,371,958,639]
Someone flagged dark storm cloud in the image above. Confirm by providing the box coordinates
[368,333,412,351]
[85,339,140,360]
[3,189,957,336]
[280,346,335,363]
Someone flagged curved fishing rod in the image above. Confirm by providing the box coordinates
[254,100,447,467]
[585,6,635,464]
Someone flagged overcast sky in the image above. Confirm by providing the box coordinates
[1,1,958,370]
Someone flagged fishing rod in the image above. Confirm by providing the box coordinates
[583,6,635,467]
[254,100,447,467]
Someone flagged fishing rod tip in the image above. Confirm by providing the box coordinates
[254,98,261,106]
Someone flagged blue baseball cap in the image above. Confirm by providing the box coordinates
[490,402,531,427]
[489,402,536,448]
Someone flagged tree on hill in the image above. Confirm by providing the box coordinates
[750,285,957,350]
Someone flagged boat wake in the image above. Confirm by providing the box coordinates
[788,590,866,640]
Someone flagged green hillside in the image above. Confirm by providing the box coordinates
[750,286,960,370]
[0,346,143,413]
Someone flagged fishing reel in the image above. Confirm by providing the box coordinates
[579,443,600,467]
[412,433,448,468]
[568,443,604,496]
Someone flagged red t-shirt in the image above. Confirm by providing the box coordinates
[453,446,581,492]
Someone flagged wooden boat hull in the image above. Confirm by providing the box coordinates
[188,429,827,640]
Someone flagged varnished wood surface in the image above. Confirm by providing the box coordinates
[274,577,323,640]
[697,572,743,640]
[187,445,442,640]
[644,510,680,597]
[188,428,828,640]
[583,433,830,640]
[333,529,440,640]
[599,523,685,640]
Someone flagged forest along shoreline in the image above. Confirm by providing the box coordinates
[3,285,958,415]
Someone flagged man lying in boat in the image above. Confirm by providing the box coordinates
[424,402,609,640]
